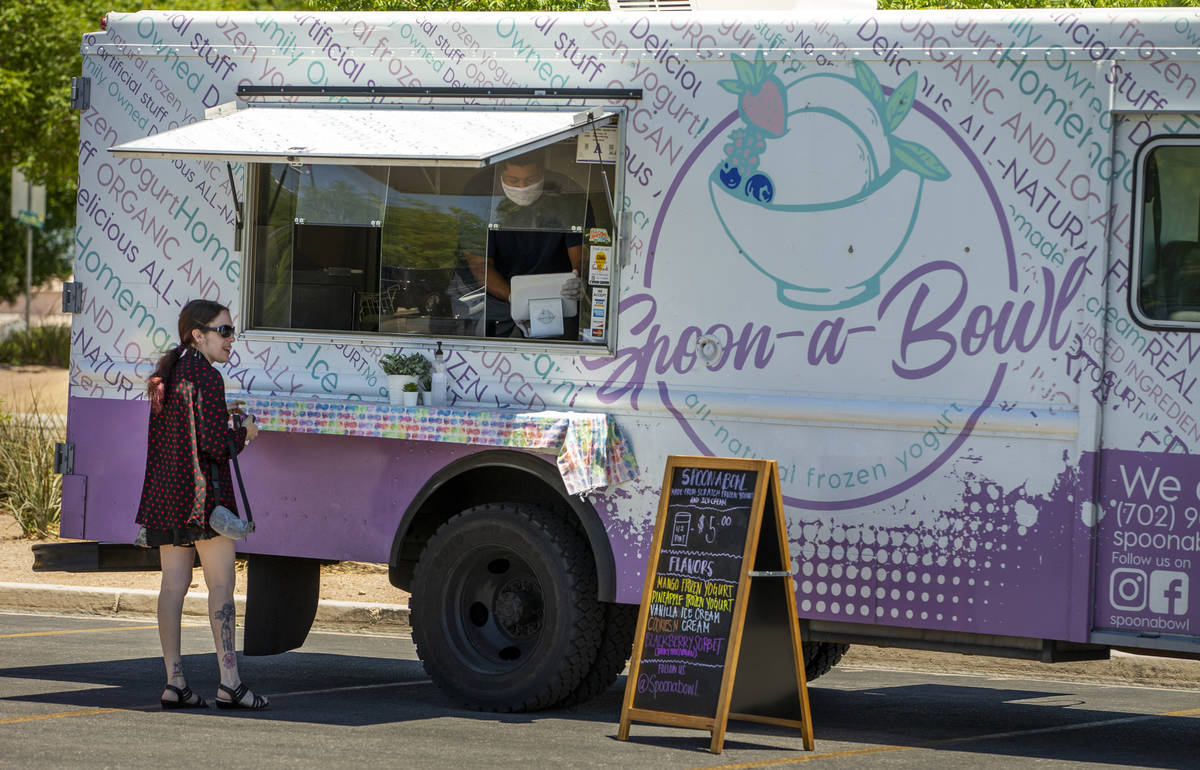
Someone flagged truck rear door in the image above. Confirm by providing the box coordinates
[1091,114,1200,655]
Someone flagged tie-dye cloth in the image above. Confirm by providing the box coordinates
[240,395,638,495]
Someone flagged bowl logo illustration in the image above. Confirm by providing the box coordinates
[712,55,950,311]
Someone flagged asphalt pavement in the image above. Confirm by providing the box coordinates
[3,610,1199,768]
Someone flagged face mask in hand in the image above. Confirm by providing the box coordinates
[501,178,544,207]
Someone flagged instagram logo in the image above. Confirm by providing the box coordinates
[1149,571,1189,615]
[1110,568,1148,611]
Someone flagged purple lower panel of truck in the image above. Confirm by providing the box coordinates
[65,395,1114,644]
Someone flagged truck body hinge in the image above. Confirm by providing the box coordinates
[54,442,75,475]
[70,77,91,110]
[61,281,83,313]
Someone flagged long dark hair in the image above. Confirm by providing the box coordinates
[146,299,229,413]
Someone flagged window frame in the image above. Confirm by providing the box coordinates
[1128,134,1200,333]
[232,104,627,355]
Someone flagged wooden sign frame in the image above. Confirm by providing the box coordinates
[617,456,814,754]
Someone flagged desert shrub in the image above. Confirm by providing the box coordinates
[0,394,63,537]
[0,324,71,367]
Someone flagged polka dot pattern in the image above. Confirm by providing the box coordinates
[136,350,247,535]
[787,477,1059,631]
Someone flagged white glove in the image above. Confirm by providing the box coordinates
[560,272,582,301]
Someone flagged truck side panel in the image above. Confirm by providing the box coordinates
[66,395,480,562]
[66,9,1200,656]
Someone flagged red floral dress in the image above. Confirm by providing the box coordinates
[136,349,247,546]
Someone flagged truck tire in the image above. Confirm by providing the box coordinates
[557,601,638,707]
[410,503,604,712]
[803,641,849,680]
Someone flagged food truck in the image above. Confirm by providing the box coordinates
[55,2,1200,711]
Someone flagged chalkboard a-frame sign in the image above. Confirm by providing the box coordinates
[617,456,814,754]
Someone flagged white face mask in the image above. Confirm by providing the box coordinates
[501,178,544,207]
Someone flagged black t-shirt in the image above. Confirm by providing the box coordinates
[462,169,586,280]
[487,229,580,280]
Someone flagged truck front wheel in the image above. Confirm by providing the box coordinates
[410,503,603,711]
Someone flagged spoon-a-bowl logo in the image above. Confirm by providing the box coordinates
[582,57,1087,509]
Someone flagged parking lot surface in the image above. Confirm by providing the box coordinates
[2,611,1198,768]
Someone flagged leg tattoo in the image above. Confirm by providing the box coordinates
[215,601,237,670]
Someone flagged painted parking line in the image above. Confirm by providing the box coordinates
[268,679,432,699]
[0,708,124,726]
[0,625,159,639]
[703,706,1200,768]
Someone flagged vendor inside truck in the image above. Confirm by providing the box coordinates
[461,151,587,339]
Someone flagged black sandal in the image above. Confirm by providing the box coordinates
[161,684,207,710]
[215,682,268,710]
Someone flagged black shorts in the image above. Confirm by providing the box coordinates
[144,524,220,548]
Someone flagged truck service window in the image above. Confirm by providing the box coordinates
[1133,140,1200,329]
[247,132,618,343]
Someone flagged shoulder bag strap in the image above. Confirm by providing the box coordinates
[226,437,253,524]
[228,415,253,524]
[208,421,253,525]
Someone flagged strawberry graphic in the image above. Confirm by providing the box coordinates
[719,50,788,138]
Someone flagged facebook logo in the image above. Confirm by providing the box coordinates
[1148,571,1189,616]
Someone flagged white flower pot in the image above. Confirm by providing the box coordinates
[388,374,416,405]
[402,390,419,407]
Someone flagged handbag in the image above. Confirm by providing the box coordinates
[209,418,256,540]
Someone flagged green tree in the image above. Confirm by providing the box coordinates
[0,0,100,301]
[0,0,304,304]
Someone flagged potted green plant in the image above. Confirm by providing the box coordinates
[380,352,432,405]
[401,381,420,407]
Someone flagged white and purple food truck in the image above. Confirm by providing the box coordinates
[55,1,1200,710]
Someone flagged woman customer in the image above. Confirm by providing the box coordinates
[136,299,268,711]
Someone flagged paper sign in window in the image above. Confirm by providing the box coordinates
[589,246,611,285]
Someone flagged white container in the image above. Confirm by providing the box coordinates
[388,374,416,405]
[429,342,448,406]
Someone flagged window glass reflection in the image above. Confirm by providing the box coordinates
[248,127,619,343]
[1137,145,1200,324]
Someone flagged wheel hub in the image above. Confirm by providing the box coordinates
[493,578,542,638]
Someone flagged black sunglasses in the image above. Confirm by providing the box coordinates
[201,324,236,338]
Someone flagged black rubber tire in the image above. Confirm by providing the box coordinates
[803,641,849,680]
[410,503,603,712]
[557,601,638,707]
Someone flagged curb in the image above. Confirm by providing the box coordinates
[0,582,410,631]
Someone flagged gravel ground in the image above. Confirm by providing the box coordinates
[0,364,69,415]
[0,522,407,606]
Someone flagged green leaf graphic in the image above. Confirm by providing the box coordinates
[732,54,755,86]
[718,79,746,94]
[853,61,885,113]
[884,72,917,133]
[891,137,950,181]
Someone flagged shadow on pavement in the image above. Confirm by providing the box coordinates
[4,654,1198,766]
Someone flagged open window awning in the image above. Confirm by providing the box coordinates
[108,106,617,167]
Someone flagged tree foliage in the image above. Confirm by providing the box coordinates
[0,0,1188,302]
[0,0,304,303]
